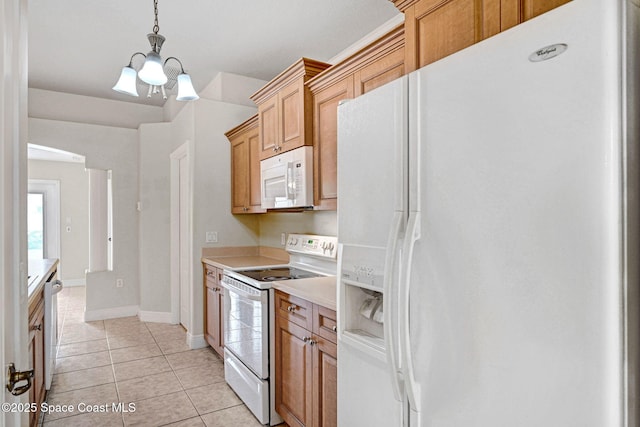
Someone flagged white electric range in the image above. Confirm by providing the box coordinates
[220,234,337,425]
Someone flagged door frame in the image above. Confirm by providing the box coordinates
[28,179,61,261]
[170,142,193,328]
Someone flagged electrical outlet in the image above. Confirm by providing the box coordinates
[206,231,218,243]
[281,233,286,245]
[116,279,124,288]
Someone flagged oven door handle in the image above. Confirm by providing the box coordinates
[221,281,263,301]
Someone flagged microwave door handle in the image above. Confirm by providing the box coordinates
[286,162,294,200]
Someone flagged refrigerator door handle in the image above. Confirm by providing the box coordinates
[383,211,404,401]
[399,211,422,412]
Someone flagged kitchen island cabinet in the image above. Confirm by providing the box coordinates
[274,289,337,427]
[225,115,264,214]
[250,58,330,161]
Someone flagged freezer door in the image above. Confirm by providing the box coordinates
[406,1,625,426]
[337,77,408,426]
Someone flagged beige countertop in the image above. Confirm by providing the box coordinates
[271,276,337,311]
[202,255,288,271]
[28,258,59,304]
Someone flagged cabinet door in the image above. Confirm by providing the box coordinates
[500,0,571,30]
[231,137,250,213]
[215,285,225,355]
[312,76,354,211]
[313,338,338,427]
[206,287,219,354]
[247,126,263,211]
[275,315,314,427]
[29,301,45,427]
[259,94,280,159]
[353,47,405,97]
[279,79,306,153]
[404,0,498,71]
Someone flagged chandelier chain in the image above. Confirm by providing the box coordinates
[152,0,160,34]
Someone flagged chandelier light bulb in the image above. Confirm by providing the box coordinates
[112,66,139,97]
[138,51,168,86]
[176,73,199,101]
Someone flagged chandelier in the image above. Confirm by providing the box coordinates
[112,0,199,101]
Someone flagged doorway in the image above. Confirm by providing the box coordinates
[27,180,60,261]
[170,142,192,330]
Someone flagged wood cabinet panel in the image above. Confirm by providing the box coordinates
[311,77,354,210]
[231,138,249,212]
[29,296,45,427]
[251,58,331,161]
[406,0,484,71]
[501,0,571,30]
[354,47,405,97]
[275,290,337,427]
[275,290,313,330]
[203,264,224,357]
[313,305,338,345]
[313,339,337,427]
[259,96,279,158]
[275,315,314,427]
[226,115,264,214]
[280,80,304,149]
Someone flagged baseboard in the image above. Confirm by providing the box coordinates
[138,310,174,324]
[187,333,208,350]
[61,278,86,287]
[84,305,139,321]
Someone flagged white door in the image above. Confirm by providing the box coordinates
[170,143,191,329]
[405,1,625,426]
[2,0,29,424]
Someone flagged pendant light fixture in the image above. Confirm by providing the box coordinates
[112,0,199,101]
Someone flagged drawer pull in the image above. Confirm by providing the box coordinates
[287,304,297,312]
[31,324,42,331]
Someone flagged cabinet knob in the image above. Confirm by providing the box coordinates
[332,325,337,332]
[287,304,297,312]
[31,324,42,331]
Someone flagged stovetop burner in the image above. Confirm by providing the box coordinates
[237,267,322,282]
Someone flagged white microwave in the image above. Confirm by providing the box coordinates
[260,146,313,209]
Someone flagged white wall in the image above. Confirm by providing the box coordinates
[138,98,259,325]
[28,118,139,318]
[257,211,337,248]
[28,159,89,282]
[29,88,163,129]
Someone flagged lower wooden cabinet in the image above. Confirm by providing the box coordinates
[274,290,337,427]
[204,264,225,357]
[28,291,45,427]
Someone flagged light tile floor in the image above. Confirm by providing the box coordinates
[43,286,263,427]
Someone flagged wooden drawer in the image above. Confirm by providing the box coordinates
[275,290,313,330]
[204,265,221,289]
[313,305,337,345]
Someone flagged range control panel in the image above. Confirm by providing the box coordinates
[286,234,338,259]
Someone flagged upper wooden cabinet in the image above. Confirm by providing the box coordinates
[308,25,405,210]
[391,0,571,72]
[250,58,331,160]
[225,115,264,214]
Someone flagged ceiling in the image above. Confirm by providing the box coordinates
[28,0,400,107]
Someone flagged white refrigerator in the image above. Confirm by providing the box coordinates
[336,0,640,426]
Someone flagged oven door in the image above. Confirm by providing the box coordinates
[222,277,269,379]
